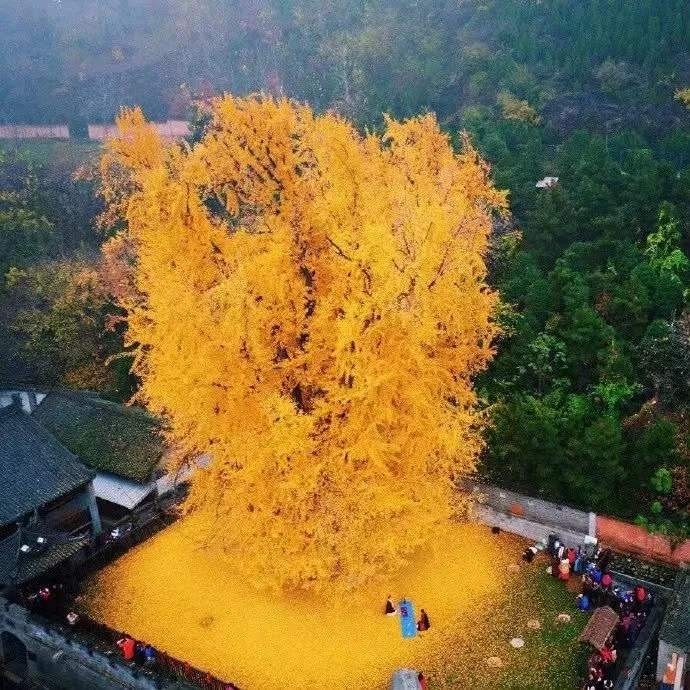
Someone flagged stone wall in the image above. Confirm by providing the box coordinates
[470,481,593,534]
[87,120,190,141]
[0,598,192,689]
[0,121,190,141]
[470,481,690,567]
[0,125,69,139]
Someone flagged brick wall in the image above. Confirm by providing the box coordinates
[596,515,690,567]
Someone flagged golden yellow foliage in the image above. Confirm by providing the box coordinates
[675,87,690,109]
[100,96,506,591]
[497,91,541,125]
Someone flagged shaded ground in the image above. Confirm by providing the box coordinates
[83,519,587,689]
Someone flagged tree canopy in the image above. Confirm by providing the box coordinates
[99,97,504,590]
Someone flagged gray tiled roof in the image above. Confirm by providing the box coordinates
[660,571,690,651]
[0,523,89,587]
[33,391,165,483]
[0,405,95,526]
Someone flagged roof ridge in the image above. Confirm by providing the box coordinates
[42,390,160,426]
[0,403,95,527]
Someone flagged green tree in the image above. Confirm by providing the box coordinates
[7,261,132,398]
[563,414,626,511]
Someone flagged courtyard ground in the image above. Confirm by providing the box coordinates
[83,519,588,689]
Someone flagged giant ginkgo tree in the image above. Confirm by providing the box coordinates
[100,96,506,590]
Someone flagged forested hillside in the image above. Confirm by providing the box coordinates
[3,0,690,131]
[1,0,689,535]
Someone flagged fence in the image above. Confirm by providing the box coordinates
[69,614,239,690]
[6,598,238,690]
[12,498,238,690]
[67,495,181,582]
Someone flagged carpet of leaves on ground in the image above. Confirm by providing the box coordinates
[83,520,587,689]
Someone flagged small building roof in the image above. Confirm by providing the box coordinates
[93,472,156,510]
[660,572,690,651]
[0,405,95,526]
[578,606,619,651]
[536,176,559,189]
[33,391,166,483]
[0,521,89,587]
[390,669,420,690]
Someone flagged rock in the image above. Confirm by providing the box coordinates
[526,619,541,630]
[509,637,525,648]
[485,656,503,668]
[554,613,571,624]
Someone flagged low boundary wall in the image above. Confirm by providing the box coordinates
[597,517,690,567]
[0,124,69,139]
[0,598,193,689]
[0,121,190,141]
[469,481,690,567]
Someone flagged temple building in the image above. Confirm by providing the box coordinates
[0,404,101,592]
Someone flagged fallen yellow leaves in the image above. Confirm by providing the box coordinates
[84,520,510,689]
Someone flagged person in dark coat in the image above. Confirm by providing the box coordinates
[417,609,430,632]
[384,595,396,616]
[522,545,539,563]
[597,548,613,573]
[134,642,146,666]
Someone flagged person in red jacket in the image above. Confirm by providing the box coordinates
[417,672,428,690]
[117,636,136,661]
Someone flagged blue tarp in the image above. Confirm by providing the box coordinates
[398,599,417,638]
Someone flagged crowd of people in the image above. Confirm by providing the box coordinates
[522,533,654,690]
[116,635,157,667]
[24,582,161,668]
[581,579,652,690]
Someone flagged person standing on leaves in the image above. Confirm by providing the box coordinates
[418,672,428,690]
[522,544,539,562]
[384,595,396,616]
[417,609,430,632]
